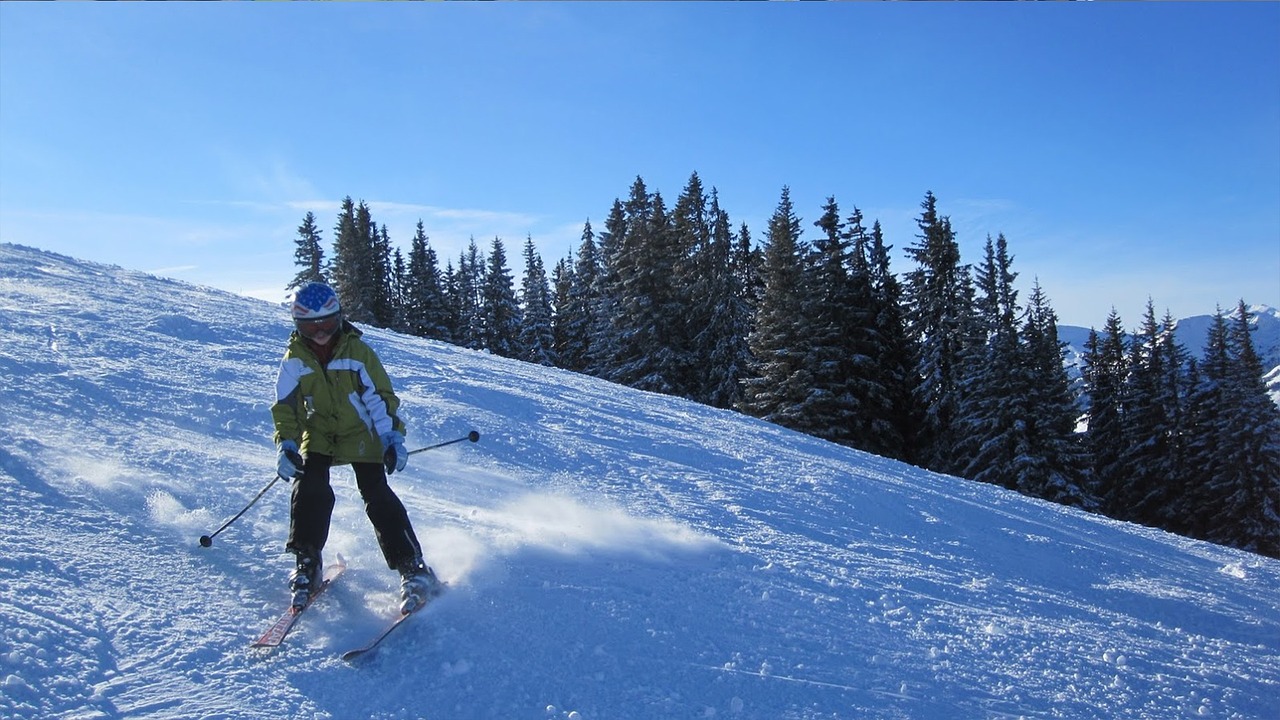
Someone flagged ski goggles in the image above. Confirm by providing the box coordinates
[295,312,341,340]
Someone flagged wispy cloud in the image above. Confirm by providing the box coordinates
[367,201,539,229]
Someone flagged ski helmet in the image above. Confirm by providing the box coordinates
[290,282,342,341]
[291,282,341,320]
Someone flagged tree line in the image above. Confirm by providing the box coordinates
[287,174,1280,558]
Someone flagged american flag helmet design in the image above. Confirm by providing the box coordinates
[291,282,341,320]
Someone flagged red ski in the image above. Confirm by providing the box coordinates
[251,557,347,648]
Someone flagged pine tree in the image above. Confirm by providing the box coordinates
[866,220,919,462]
[550,256,575,367]
[389,247,408,333]
[670,172,713,401]
[323,199,395,328]
[699,191,754,411]
[1187,303,1280,557]
[453,240,486,350]
[350,202,382,325]
[287,211,326,291]
[328,197,374,324]
[1157,310,1199,533]
[604,179,656,386]
[481,236,521,358]
[955,238,1089,507]
[559,221,600,373]
[736,221,762,308]
[740,186,811,429]
[1015,281,1091,507]
[404,221,451,341]
[795,196,860,444]
[1154,310,1193,524]
[518,235,556,366]
[956,234,1024,489]
[589,200,627,378]
[440,260,462,343]
[369,222,395,328]
[612,179,683,394]
[841,207,895,453]
[1082,311,1130,512]
[1113,302,1182,525]
[903,191,980,474]
[1183,310,1231,542]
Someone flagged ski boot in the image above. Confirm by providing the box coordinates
[397,558,441,614]
[288,551,322,609]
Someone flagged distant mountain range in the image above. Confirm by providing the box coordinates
[1059,304,1280,404]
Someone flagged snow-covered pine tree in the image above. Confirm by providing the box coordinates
[440,260,462,343]
[287,211,326,291]
[736,221,762,309]
[740,186,811,429]
[671,172,714,402]
[840,208,895,455]
[389,247,408,333]
[404,221,451,341]
[550,256,574,366]
[699,191,754,411]
[1187,303,1280,557]
[518,235,556,366]
[452,240,486,351]
[481,237,521,359]
[956,233,1024,490]
[1155,309,1194,524]
[795,197,861,445]
[328,197,374,325]
[1015,280,1091,508]
[588,201,627,379]
[1113,302,1183,526]
[866,220,920,462]
[1220,300,1280,557]
[903,191,980,475]
[1082,311,1130,514]
[351,203,385,326]
[605,178,658,387]
[556,221,600,373]
[956,238,1089,508]
[369,223,396,329]
[611,178,684,395]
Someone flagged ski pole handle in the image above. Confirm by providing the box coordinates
[407,430,481,456]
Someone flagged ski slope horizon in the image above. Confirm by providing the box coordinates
[1,242,1278,719]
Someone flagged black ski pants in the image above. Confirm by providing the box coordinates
[286,453,423,571]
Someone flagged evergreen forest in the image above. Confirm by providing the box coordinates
[285,174,1280,559]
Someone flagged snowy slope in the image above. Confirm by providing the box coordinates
[1,242,1278,720]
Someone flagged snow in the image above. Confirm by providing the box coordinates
[2,241,1278,720]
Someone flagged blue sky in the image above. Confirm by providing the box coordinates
[2,2,1277,329]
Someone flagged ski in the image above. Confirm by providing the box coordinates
[251,557,347,648]
[341,585,445,662]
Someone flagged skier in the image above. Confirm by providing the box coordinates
[271,281,439,613]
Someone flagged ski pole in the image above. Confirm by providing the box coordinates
[202,431,479,546]
[407,430,481,456]
[198,474,284,548]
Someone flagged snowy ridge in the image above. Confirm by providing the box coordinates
[1,242,1278,719]
[1059,305,1280,405]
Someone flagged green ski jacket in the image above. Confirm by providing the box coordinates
[271,323,405,464]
